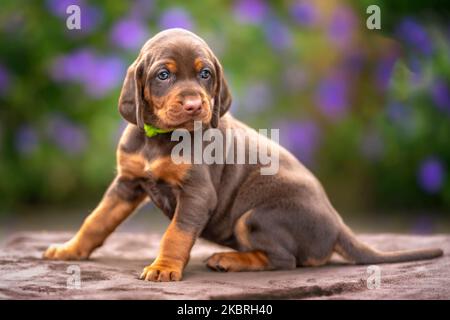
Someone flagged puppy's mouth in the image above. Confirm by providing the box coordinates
[156,103,212,131]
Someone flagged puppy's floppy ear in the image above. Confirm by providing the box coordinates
[118,58,148,130]
[211,57,232,128]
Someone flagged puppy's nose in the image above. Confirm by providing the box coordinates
[183,96,202,114]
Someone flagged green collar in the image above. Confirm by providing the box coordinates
[143,123,173,138]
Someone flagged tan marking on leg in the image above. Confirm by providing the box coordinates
[206,251,272,272]
[148,156,191,186]
[44,192,146,260]
[234,210,253,250]
[117,150,148,178]
[140,221,195,282]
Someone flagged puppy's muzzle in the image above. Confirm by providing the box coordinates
[182,95,203,115]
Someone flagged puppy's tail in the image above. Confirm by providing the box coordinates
[335,224,443,264]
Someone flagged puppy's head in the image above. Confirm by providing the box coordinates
[118,28,232,131]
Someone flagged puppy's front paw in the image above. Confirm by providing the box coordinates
[43,243,88,260]
[139,262,183,282]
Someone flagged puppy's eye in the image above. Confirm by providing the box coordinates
[199,69,211,80]
[157,70,170,81]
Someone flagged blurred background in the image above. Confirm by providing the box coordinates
[0,0,449,240]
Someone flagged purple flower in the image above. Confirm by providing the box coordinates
[360,130,384,161]
[315,73,349,121]
[417,157,446,194]
[51,48,96,82]
[275,120,321,166]
[15,125,39,155]
[375,51,399,91]
[264,18,293,51]
[159,8,194,31]
[0,64,10,96]
[50,49,126,98]
[396,18,433,56]
[79,5,102,34]
[431,80,450,113]
[242,82,273,112]
[110,18,149,50]
[327,6,357,48]
[46,115,87,155]
[290,1,318,27]
[83,56,126,97]
[233,0,268,25]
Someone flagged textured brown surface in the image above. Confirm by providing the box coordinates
[0,232,449,299]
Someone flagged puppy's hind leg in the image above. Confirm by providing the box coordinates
[206,209,297,272]
[206,251,273,272]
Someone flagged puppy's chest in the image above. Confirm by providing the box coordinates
[118,151,191,185]
[118,151,191,216]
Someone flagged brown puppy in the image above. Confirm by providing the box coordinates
[44,29,443,282]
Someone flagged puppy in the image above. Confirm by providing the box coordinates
[44,29,443,282]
